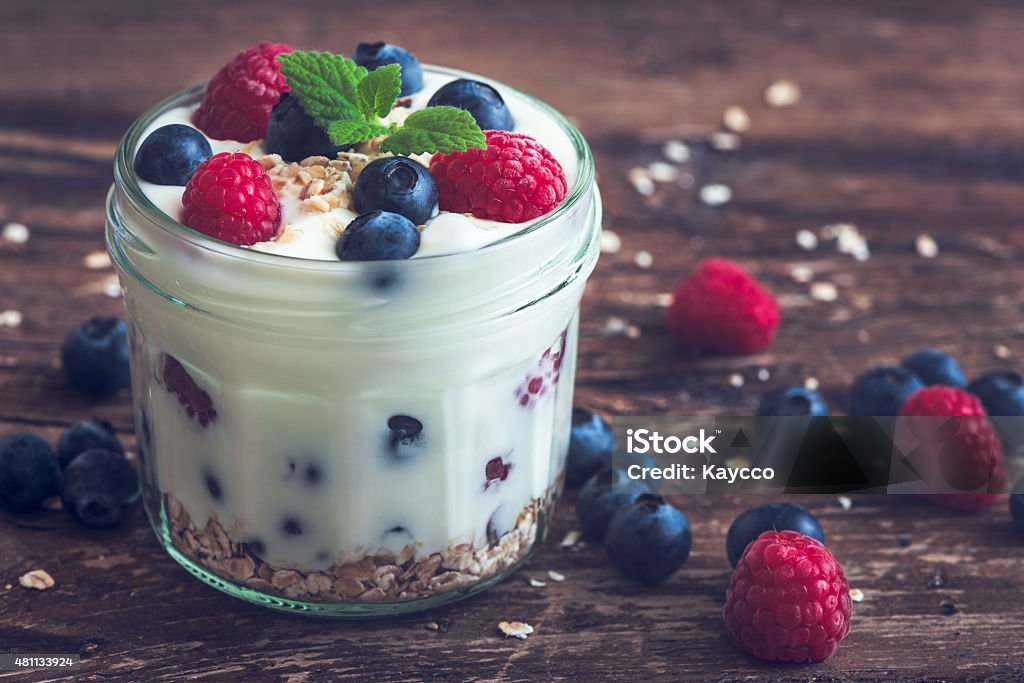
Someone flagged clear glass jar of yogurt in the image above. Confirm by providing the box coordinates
[106,66,600,616]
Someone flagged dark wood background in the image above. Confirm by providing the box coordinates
[3,1,1024,681]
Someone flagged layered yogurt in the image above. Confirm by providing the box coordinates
[108,46,599,613]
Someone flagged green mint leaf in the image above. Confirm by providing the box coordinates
[327,120,392,146]
[276,51,368,129]
[380,106,486,155]
[358,64,402,120]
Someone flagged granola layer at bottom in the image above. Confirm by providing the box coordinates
[165,493,545,603]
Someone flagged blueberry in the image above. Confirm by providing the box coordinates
[1011,478,1024,534]
[336,211,420,261]
[849,366,924,416]
[61,317,131,398]
[353,157,437,225]
[133,124,212,186]
[901,349,965,388]
[304,464,322,486]
[576,468,650,541]
[968,370,1024,416]
[427,79,514,131]
[352,42,424,97]
[0,433,60,512]
[204,469,223,501]
[61,449,139,527]
[758,387,828,417]
[265,93,351,163]
[281,517,303,536]
[387,414,423,459]
[565,408,614,487]
[605,494,691,584]
[725,503,825,567]
[56,420,124,469]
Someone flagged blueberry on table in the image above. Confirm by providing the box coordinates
[354,157,438,226]
[56,419,124,469]
[1011,478,1024,534]
[758,387,829,417]
[427,79,514,131]
[61,317,131,398]
[605,494,691,584]
[0,433,60,512]
[576,468,650,541]
[265,93,351,162]
[968,370,1024,416]
[566,408,615,487]
[336,211,421,261]
[61,449,139,527]
[725,503,825,567]
[352,42,424,97]
[901,349,966,388]
[849,366,924,416]
[134,124,212,186]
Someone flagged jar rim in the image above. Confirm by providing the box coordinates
[112,64,596,270]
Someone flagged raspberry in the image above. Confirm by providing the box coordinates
[514,330,567,408]
[159,353,217,428]
[429,131,567,223]
[898,387,1007,511]
[724,531,851,663]
[192,42,292,142]
[181,152,281,246]
[664,258,780,355]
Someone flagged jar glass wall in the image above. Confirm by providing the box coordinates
[106,68,600,616]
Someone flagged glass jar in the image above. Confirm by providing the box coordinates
[105,67,601,616]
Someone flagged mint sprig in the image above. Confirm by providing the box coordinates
[276,51,486,156]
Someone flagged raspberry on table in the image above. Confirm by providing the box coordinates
[664,258,780,355]
[429,131,568,223]
[181,152,281,246]
[898,386,1007,511]
[193,41,293,142]
[724,530,852,663]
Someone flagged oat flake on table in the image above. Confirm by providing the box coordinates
[19,569,55,590]
[498,621,534,639]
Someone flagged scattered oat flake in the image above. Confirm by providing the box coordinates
[103,278,121,298]
[560,530,581,548]
[795,230,818,251]
[662,140,691,163]
[790,265,814,284]
[849,588,865,603]
[728,373,745,388]
[856,329,871,344]
[647,161,679,183]
[634,251,653,269]
[837,496,853,510]
[529,578,547,588]
[994,344,1012,359]
[0,310,22,328]
[915,234,939,259]
[825,223,870,261]
[765,80,801,107]
[2,222,29,244]
[498,621,534,639]
[624,324,642,340]
[601,316,627,336]
[700,184,732,206]
[84,251,112,270]
[3,584,11,590]
[708,131,741,152]
[654,292,674,307]
[19,569,55,590]
[600,229,622,254]
[628,167,655,196]
[547,570,565,582]
[425,621,440,631]
[804,377,820,391]
[723,106,752,133]
[757,368,771,382]
[810,282,838,302]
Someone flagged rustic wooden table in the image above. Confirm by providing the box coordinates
[3,1,1024,681]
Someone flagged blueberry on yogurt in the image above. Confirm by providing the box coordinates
[265,92,351,162]
[352,42,424,97]
[134,124,212,186]
[427,78,514,131]
[354,157,438,226]
[336,211,421,261]
[387,415,424,458]
[281,517,304,537]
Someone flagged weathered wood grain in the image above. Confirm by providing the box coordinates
[3,0,1024,681]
